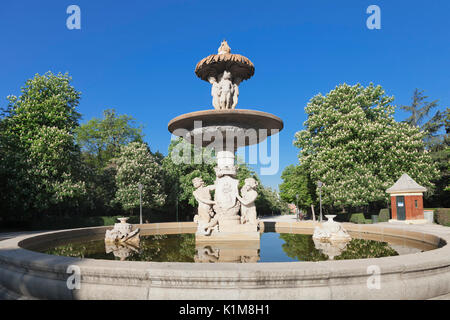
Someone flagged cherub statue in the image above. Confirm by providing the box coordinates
[231,77,241,109]
[192,177,216,234]
[237,178,258,225]
[208,76,221,110]
[218,71,234,109]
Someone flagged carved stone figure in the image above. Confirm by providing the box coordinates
[231,77,241,109]
[208,76,221,110]
[195,40,255,111]
[218,40,231,54]
[208,71,241,110]
[105,217,140,245]
[313,215,351,243]
[237,178,259,226]
[192,177,216,235]
[218,71,234,109]
[215,175,238,209]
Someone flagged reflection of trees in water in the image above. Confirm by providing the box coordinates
[334,239,398,260]
[44,233,399,262]
[129,234,195,262]
[44,234,196,262]
[279,234,328,261]
[279,234,398,261]
[45,241,111,260]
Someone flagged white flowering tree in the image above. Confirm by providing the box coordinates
[113,142,166,213]
[0,72,87,218]
[294,83,439,209]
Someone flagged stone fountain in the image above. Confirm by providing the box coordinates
[168,40,283,242]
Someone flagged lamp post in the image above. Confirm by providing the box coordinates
[138,183,143,224]
[175,182,179,222]
[296,194,299,222]
[317,181,323,222]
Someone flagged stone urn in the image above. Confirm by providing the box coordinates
[105,217,140,245]
[113,217,133,235]
[313,215,351,243]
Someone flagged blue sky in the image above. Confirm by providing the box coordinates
[1,0,449,189]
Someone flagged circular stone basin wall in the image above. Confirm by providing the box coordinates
[0,221,449,300]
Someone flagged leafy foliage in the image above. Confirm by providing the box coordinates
[0,72,86,218]
[294,83,439,210]
[435,208,450,226]
[75,108,143,168]
[401,89,443,148]
[378,208,390,222]
[113,142,166,212]
[162,138,217,214]
[349,213,366,224]
[426,107,450,207]
[256,185,289,216]
[279,164,315,210]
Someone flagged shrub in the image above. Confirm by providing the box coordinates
[378,208,390,222]
[350,213,366,224]
[435,208,450,226]
[365,219,373,224]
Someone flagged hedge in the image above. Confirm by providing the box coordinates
[350,213,366,224]
[435,208,450,226]
[378,208,390,222]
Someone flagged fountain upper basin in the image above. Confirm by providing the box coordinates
[168,109,284,148]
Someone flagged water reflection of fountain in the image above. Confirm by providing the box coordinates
[195,242,260,263]
[105,243,139,261]
[312,215,352,260]
[312,238,349,260]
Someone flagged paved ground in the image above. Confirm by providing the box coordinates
[0,230,47,242]
[259,214,306,222]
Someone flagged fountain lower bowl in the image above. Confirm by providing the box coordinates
[0,221,449,300]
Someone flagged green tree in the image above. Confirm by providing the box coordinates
[162,138,217,216]
[401,89,444,148]
[255,186,289,216]
[75,108,144,168]
[0,72,86,219]
[295,83,439,212]
[445,109,450,193]
[74,109,145,215]
[113,142,166,213]
[279,164,315,210]
[427,107,450,206]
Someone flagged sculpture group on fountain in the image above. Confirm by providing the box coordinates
[209,71,241,110]
[192,175,259,236]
